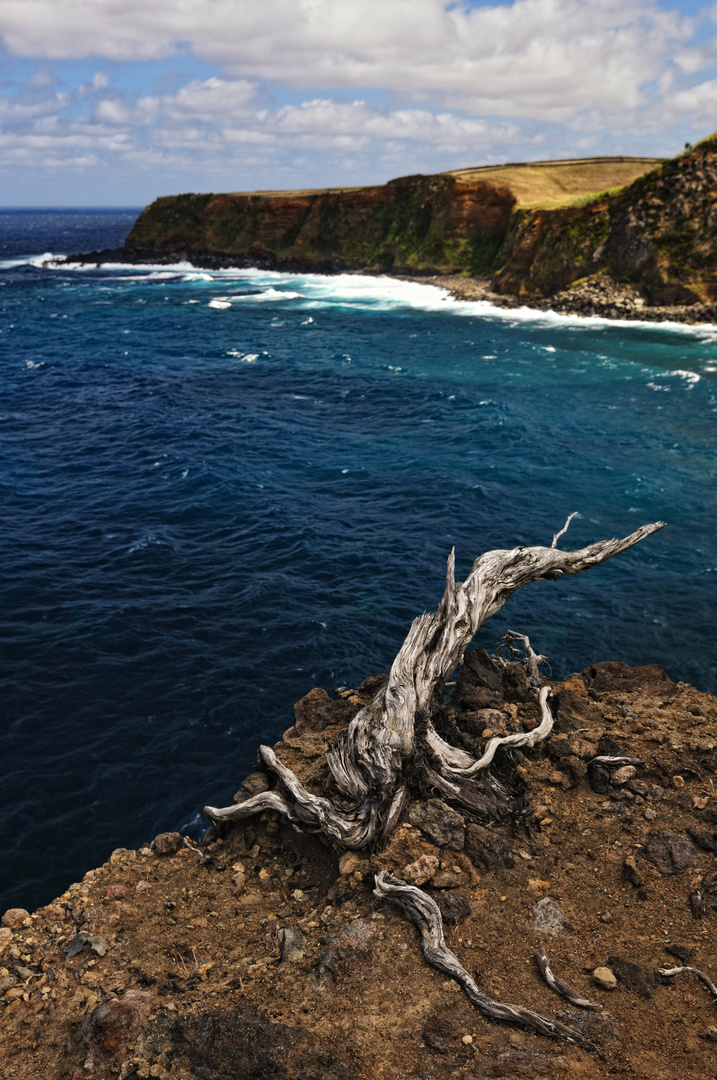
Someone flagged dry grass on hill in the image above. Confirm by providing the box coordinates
[229,158,663,210]
[448,158,663,209]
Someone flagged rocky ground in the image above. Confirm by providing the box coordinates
[3,657,717,1080]
[432,271,717,325]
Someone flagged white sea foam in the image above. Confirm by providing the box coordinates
[226,350,259,362]
[29,253,717,336]
[208,298,232,309]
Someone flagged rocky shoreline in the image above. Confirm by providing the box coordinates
[3,658,717,1079]
[421,271,717,326]
[53,249,717,327]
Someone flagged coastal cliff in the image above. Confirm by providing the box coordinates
[124,174,516,276]
[119,133,717,322]
[493,133,717,307]
[3,661,717,1079]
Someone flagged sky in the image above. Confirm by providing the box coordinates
[1,0,716,205]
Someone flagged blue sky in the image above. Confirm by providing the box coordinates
[1,0,716,205]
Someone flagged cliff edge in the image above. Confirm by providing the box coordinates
[3,660,717,1079]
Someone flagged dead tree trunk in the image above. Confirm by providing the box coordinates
[204,519,664,848]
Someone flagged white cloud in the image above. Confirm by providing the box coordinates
[0,0,703,118]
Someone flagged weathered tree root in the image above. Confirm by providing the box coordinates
[535,947,602,1009]
[658,966,717,999]
[205,519,665,848]
[374,872,597,1052]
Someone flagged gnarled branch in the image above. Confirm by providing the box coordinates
[204,521,664,848]
[374,872,596,1051]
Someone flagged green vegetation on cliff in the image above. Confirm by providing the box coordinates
[125,136,717,308]
[126,173,515,275]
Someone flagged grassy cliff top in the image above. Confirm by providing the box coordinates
[224,156,663,211]
[448,157,664,209]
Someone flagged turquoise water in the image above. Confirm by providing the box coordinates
[1,209,716,911]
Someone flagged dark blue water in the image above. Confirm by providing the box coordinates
[2,209,716,913]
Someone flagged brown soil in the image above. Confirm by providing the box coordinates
[2,661,717,1080]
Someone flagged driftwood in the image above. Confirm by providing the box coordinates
[658,965,717,999]
[535,947,602,1010]
[203,518,664,1049]
[374,872,597,1051]
[205,519,664,846]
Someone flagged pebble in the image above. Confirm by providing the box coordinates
[338,851,368,876]
[1,909,29,929]
[277,926,306,963]
[402,854,440,886]
[612,765,637,785]
[644,808,658,821]
[672,775,685,789]
[461,1034,474,1045]
[153,832,184,856]
[0,928,13,952]
[592,966,617,990]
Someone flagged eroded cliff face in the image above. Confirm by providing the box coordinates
[121,136,717,314]
[125,174,516,275]
[493,135,717,304]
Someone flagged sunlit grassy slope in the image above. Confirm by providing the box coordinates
[448,157,663,209]
[231,158,662,210]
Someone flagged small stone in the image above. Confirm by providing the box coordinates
[5,986,24,1002]
[0,928,13,952]
[592,966,617,990]
[434,890,471,925]
[693,796,710,810]
[623,855,644,887]
[644,808,658,821]
[152,832,183,856]
[461,1034,474,1045]
[643,829,699,875]
[548,771,563,785]
[612,765,637,785]
[409,799,465,851]
[402,854,440,886]
[338,851,368,876]
[672,775,685,789]
[277,926,305,963]
[1,909,29,929]
[65,932,109,958]
[533,897,573,937]
[599,912,613,924]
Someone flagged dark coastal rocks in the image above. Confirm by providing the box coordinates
[581,661,676,698]
[152,832,184,856]
[642,830,699,874]
[235,771,271,802]
[409,799,465,851]
[135,1005,352,1080]
[283,687,359,739]
[464,823,514,872]
[606,956,658,1000]
[532,898,573,936]
[455,648,537,706]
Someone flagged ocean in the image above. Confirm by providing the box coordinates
[1,208,716,913]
